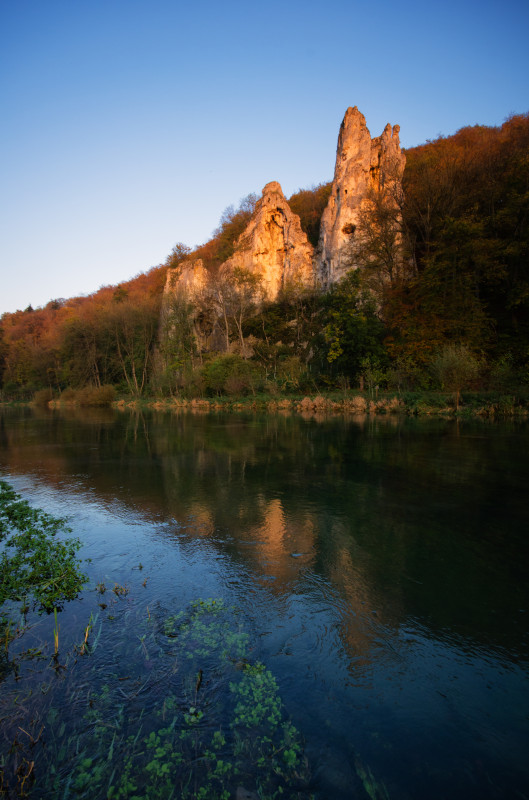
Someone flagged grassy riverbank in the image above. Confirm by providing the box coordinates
[109,390,529,419]
[3,387,528,419]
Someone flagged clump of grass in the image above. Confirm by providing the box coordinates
[54,385,116,407]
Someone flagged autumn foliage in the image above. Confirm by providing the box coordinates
[1,113,528,400]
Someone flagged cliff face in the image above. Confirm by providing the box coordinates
[163,258,209,300]
[316,106,405,287]
[163,107,405,313]
[222,181,314,301]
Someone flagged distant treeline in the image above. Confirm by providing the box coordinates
[1,113,528,401]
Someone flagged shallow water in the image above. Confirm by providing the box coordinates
[0,407,528,799]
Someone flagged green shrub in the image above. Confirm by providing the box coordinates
[179,369,206,399]
[202,355,262,396]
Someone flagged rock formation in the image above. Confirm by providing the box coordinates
[163,258,209,301]
[161,106,406,356]
[222,181,314,301]
[316,106,405,287]
[161,257,217,351]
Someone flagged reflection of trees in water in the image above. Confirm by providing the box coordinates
[1,408,528,656]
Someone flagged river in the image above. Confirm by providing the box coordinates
[0,406,528,799]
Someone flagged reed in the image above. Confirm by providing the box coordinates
[52,608,59,657]
[79,613,94,655]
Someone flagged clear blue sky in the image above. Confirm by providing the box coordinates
[1,0,528,314]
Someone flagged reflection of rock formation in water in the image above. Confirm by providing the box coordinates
[1,407,525,661]
[325,526,401,675]
[239,497,317,585]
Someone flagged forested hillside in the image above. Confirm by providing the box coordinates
[1,113,527,401]
[396,113,529,368]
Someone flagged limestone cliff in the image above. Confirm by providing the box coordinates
[316,106,405,287]
[163,258,209,300]
[162,106,405,333]
[222,181,314,301]
[161,258,225,352]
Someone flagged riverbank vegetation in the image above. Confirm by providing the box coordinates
[115,390,529,419]
[1,114,528,407]
[0,480,87,665]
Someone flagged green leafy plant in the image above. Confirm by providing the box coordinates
[61,598,311,800]
[0,480,87,650]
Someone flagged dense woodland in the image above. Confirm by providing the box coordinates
[1,114,528,402]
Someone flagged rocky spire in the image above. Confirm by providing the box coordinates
[222,181,314,301]
[316,106,405,287]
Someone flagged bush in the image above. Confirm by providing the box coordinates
[1,381,35,401]
[58,387,78,403]
[32,387,54,406]
[487,355,529,392]
[76,385,116,407]
[276,356,305,392]
[179,369,206,399]
[202,355,262,396]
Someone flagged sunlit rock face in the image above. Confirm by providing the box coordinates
[316,106,405,287]
[163,258,209,300]
[161,258,215,351]
[163,108,405,310]
[222,181,314,301]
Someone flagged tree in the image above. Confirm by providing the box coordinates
[226,267,263,356]
[316,270,387,384]
[345,184,410,300]
[431,344,479,410]
[400,115,529,368]
[0,322,6,390]
[191,194,258,271]
[109,295,161,395]
[165,242,191,270]
[60,314,105,387]
[288,182,332,247]
[156,292,197,393]
[208,267,263,355]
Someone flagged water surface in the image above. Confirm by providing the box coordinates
[0,407,528,799]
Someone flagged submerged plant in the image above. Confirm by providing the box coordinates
[354,756,390,800]
[48,598,312,800]
[0,587,316,799]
